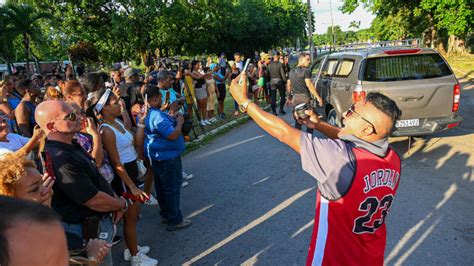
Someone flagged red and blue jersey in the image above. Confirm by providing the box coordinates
[306,146,401,266]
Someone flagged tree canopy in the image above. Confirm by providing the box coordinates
[1,0,308,67]
[341,0,474,54]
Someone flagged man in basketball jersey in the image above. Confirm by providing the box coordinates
[229,73,402,266]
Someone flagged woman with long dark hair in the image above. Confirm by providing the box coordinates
[86,89,158,266]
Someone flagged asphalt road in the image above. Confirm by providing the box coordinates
[113,76,473,265]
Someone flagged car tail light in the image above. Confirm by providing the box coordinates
[447,123,459,129]
[352,84,366,103]
[384,49,421,55]
[452,83,461,112]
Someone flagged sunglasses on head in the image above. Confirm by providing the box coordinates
[346,104,377,134]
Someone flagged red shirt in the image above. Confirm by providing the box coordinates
[306,147,401,266]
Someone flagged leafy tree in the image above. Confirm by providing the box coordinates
[341,0,473,54]
[2,3,49,75]
[349,20,360,31]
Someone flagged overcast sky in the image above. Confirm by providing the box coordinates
[311,0,375,34]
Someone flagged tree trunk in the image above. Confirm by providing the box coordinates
[447,35,467,55]
[23,33,31,76]
[431,28,446,55]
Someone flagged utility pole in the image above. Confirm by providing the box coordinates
[329,0,336,50]
[307,0,314,61]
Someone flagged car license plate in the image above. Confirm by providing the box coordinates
[396,119,420,128]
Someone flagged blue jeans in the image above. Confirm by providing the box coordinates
[151,156,183,225]
[62,215,115,266]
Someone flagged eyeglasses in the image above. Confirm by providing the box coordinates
[63,111,78,122]
[346,104,377,134]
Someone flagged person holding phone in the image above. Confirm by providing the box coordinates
[138,85,191,231]
[87,89,158,265]
[190,61,213,125]
[36,100,130,265]
[229,73,402,266]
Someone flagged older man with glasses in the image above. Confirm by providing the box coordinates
[36,100,129,266]
[230,73,402,266]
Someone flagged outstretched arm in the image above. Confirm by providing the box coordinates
[230,73,302,154]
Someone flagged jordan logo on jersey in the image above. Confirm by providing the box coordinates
[363,168,400,193]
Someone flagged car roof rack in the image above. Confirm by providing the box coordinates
[333,38,423,53]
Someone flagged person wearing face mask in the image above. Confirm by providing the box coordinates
[15,79,41,137]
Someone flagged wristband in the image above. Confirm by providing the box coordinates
[137,123,145,128]
[120,197,129,212]
[239,100,252,113]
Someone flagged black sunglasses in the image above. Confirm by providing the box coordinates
[63,111,78,122]
[346,104,377,134]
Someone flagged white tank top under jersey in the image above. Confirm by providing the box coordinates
[100,119,136,164]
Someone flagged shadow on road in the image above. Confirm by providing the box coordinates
[385,134,473,264]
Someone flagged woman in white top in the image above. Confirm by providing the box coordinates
[87,89,158,265]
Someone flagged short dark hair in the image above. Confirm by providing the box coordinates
[44,73,55,81]
[98,72,109,85]
[298,52,310,59]
[16,79,33,90]
[143,84,161,99]
[365,92,402,127]
[80,72,104,93]
[0,196,60,265]
[156,70,172,82]
[191,60,200,70]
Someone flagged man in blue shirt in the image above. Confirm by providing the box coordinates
[142,85,191,231]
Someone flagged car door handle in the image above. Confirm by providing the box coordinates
[331,83,337,88]
[398,96,424,102]
[344,85,351,91]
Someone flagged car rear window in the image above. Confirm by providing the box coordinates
[363,53,452,82]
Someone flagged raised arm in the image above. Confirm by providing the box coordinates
[230,73,302,154]
[15,102,32,137]
[84,117,104,166]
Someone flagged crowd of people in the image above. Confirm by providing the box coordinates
[1,46,405,266]
[0,50,297,266]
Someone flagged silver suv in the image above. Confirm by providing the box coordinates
[311,45,463,136]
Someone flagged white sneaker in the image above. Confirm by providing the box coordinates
[143,194,158,206]
[130,253,158,266]
[181,181,189,188]
[124,245,151,261]
[182,172,194,180]
[205,119,212,125]
[199,120,206,126]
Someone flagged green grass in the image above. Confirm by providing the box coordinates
[183,115,251,155]
[445,54,474,79]
[186,87,268,140]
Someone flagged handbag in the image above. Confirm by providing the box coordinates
[257,77,265,87]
